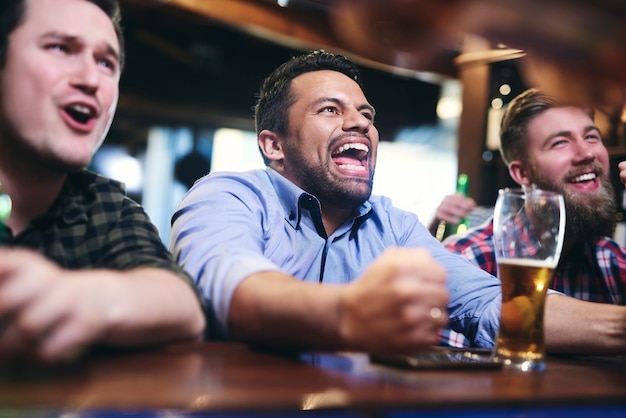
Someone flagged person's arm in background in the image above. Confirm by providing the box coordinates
[618,161,626,186]
[545,294,626,353]
[428,194,476,236]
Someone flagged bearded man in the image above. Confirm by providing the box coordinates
[441,88,626,348]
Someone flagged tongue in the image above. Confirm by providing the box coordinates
[333,156,362,167]
[66,108,90,125]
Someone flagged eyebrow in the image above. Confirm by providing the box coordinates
[41,31,120,63]
[583,124,601,134]
[544,124,601,144]
[360,103,377,118]
[312,97,376,117]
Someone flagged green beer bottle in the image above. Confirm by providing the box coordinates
[435,173,470,241]
[0,181,12,244]
[0,182,10,224]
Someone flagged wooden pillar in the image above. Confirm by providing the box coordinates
[455,36,491,205]
[455,36,526,206]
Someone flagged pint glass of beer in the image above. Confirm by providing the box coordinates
[492,187,565,372]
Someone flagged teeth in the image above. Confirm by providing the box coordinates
[337,164,365,171]
[336,143,369,154]
[573,173,596,183]
[69,104,91,115]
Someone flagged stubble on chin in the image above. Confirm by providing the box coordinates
[314,166,373,209]
[284,143,373,208]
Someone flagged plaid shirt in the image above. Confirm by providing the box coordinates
[439,216,626,347]
[0,169,192,279]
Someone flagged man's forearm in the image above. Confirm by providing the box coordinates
[227,248,451,354]
[545,294,626,354]
[101,268,206,346]
[228,271,346,350]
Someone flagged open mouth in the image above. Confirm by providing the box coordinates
[331,142,369,172]
[64,103,96,126]
[565,170,602,192]
[569,172,597,184]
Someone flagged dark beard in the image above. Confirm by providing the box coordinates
[303,165,372,209]
[283,139,374,210]
[532,170,617,242]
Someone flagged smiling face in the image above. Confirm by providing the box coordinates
[0,0,120,173]
[517,106,608,198]
[266,70,378,209]
[510,106,616,240]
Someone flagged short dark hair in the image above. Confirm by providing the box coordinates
[499,88,594,165]
[253,50,362,164]
[0,0,125,70]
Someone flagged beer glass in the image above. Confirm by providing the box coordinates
[492,187,565,372]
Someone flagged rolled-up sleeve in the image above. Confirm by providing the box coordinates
[394,213,501,348]
[170,172,280,339]
[439,250,501,347]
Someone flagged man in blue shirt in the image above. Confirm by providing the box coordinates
[171,50,625,354]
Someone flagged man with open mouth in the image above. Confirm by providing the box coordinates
[171,52,625,356]
[0,0,205,362]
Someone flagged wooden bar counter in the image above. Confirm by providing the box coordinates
[1,342,625,417]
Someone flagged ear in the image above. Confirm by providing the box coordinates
[258,130,284,163]
[508,160,532,186]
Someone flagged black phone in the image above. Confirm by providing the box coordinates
[370,347,502,370]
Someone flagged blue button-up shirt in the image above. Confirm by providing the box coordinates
[171,168,501,346]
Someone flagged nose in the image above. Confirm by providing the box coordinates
[343,108,371,134]
[572,138,596,163]
[70,54,100,94]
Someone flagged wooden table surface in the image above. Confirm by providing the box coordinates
[1,342,625,417]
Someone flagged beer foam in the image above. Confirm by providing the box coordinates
[497,258,558,269]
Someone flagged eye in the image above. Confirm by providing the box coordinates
[549,138,568,149]
[97,57,117,73]
[46,43,70,53]
[585,132,601,142]
[321,106,339,114]
[361,111,374,121]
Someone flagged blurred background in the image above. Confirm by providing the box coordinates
[95,0,626,244]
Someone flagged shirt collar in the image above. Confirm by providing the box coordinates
[265,167,373,231]
[49,170,122,226]
[32,171,85,227]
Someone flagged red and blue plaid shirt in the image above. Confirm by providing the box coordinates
[440,217,626,347]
